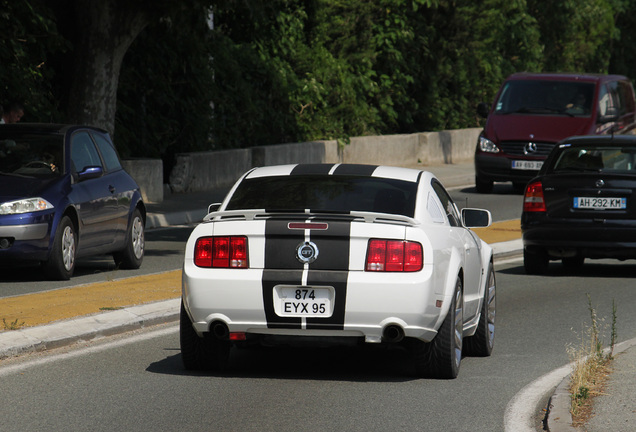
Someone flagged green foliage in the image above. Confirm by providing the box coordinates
[5,0,636,166]
[115,5,215,166]
[0,0,66,121]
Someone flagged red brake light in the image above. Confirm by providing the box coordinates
[523,181,546,212]
[195,236,248,268]
[366,239,422,272]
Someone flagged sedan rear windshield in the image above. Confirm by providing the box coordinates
[0,133,63,177]
[226,175,418,217]
[553,145,636,173]
[495,80,595,116]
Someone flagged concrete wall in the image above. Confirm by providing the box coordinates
[121,159,163,204]
[124,127,481,201]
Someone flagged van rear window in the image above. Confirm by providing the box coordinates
[495,80,595,117]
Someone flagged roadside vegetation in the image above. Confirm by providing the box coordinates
[4,0,636,177]
[568,294,617,426]
[2,318,25,331]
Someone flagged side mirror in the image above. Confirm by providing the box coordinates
[462,208,492,228]
[77,166,103,181]
[477,102,490,119]
[207,203,222,214]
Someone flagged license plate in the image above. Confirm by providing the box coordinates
[573,197,627,210]
[273,286,334,317]
[512,160,543,170]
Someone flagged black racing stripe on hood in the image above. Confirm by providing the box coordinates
[290,164,335,175]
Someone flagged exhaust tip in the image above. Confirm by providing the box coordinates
[382,325,405,343]
[211,322,229,340]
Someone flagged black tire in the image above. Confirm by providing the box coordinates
[412,277,463,379]
[113,208,145,269]
[562,255,584,269]
[464,262,495,357]
[475,175,493,194]
[524,247,549,275]
[180,301,230,371]
[44,215,77,280]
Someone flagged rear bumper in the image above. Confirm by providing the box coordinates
[522,221,636,259]
[182,263,448,344]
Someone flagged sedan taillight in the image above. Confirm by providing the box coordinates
[366,239,423,272]
[523,181,546,212]
[194,236,248,268]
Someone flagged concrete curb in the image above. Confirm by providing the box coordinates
[545,338,636,432]
[0,299,180,360]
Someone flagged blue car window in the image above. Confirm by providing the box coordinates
[71,131,103,172]
[92,133,122,172]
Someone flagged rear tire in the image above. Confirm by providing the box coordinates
[44,215,76,280]
[180,301,230,371]
[412,277,463,379]
[562,255,584,269]
[524,247,548,275]
[464,263,495,357]
[113,208,145,269]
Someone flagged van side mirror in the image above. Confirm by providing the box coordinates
[477,102,490,119]
[597,107,619,124]
[462,208,492,228]
[77,166,103,181]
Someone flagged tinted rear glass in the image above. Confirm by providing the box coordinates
[553,145,636,173]
[0,133,63,177]
[226,175,418,217]
[495,80,595,116]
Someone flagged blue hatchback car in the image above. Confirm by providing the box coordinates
[0,124,146,280]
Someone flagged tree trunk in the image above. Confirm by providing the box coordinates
[66,0,149,134]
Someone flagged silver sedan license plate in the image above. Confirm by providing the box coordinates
[573,197,626,210]
[274,286,335,317]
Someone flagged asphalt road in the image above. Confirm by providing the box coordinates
[2,258,635,431]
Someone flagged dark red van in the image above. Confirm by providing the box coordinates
[474,73,636,193]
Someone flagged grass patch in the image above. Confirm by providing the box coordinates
[567,294,617,426]
[99,306,124,311]
[2,318,26,331]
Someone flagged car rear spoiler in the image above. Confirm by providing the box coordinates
[203,209,420,227]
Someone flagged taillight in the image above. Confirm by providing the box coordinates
[366,239,423,272]
[523,181,546,212]
[194,236,248,268]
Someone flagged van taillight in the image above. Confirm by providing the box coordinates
[194,236,248,268]
[523,181,546,212]
[366,239,423,272]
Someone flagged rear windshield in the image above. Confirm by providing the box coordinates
[553,145,636,173]
[0,133,63,178]
[495,80,595,117]
[226,175,418,217]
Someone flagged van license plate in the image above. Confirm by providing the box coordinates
[573,197,626,210]
[512,160,543,170]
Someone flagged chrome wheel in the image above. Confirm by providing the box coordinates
[453,286,464,370]
[61,225,75,271]
[131,215,144,259]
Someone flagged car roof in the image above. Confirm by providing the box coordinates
[558,135,636,146]
[505,72,628,83]
[0,123,108,135]
[244,164,427,183]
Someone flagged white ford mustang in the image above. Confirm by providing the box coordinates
[181,164,496,378]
